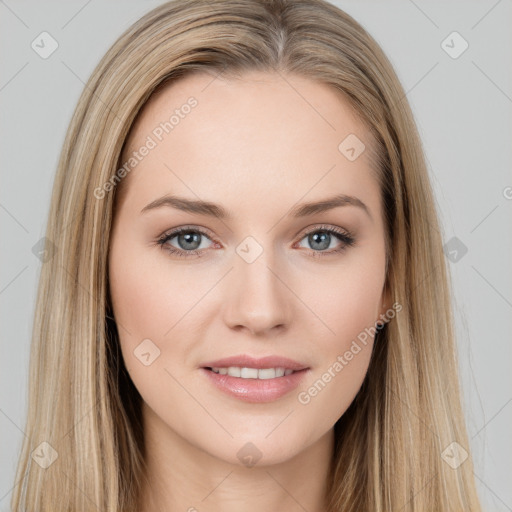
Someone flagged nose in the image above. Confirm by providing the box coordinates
[222,250,292,336]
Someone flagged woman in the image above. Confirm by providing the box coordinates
[12,0,483,510]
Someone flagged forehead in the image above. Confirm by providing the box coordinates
[125,70,373,154]
[118,70,380,215]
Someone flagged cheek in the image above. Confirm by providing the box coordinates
[302,254,385,350]
[295,255,384,418]
[108,236,200,378]
[108,238,208,417]
[108,238,205,341]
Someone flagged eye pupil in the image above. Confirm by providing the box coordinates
[309,231,330,250]
[178,231,201,250]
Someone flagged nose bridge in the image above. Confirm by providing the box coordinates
[223,238,292,334]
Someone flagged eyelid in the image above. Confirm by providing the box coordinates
[157,225,220,254]
[158,224,217,242]
[156,223,355,258]
[158,223,353,243]
[292,223,356,254]
[294,222,352,240]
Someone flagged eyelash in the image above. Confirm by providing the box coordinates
[156,224,356,259]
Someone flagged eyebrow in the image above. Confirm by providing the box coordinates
[140,193,371,220]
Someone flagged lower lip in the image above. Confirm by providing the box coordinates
[200,368,310,403]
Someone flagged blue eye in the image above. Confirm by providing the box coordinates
[156,224,355,259]
[157,227,214,258]
[295,226,356,258]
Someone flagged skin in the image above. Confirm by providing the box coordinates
[108,70,390,512]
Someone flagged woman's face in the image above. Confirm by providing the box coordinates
[108,70,390,466]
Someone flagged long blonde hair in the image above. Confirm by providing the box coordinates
[12,0,482,510]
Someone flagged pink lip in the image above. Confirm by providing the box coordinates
[199,354,311,403]
[200,354,309,371]
[200,367,310,403]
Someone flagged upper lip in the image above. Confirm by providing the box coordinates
[201,354,309,371]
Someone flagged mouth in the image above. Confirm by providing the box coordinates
[199,355,310,401]
[200,366,310,403]
[200,354,309,375]
[202,366,307,380]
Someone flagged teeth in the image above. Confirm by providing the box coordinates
[241,367,258,378]
[210,366,296,379]
[227,367,241,377]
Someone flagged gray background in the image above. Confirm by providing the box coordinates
[1,1,511,510]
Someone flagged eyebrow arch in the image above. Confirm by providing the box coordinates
[140,193,371,220]
[290,194,371,219]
